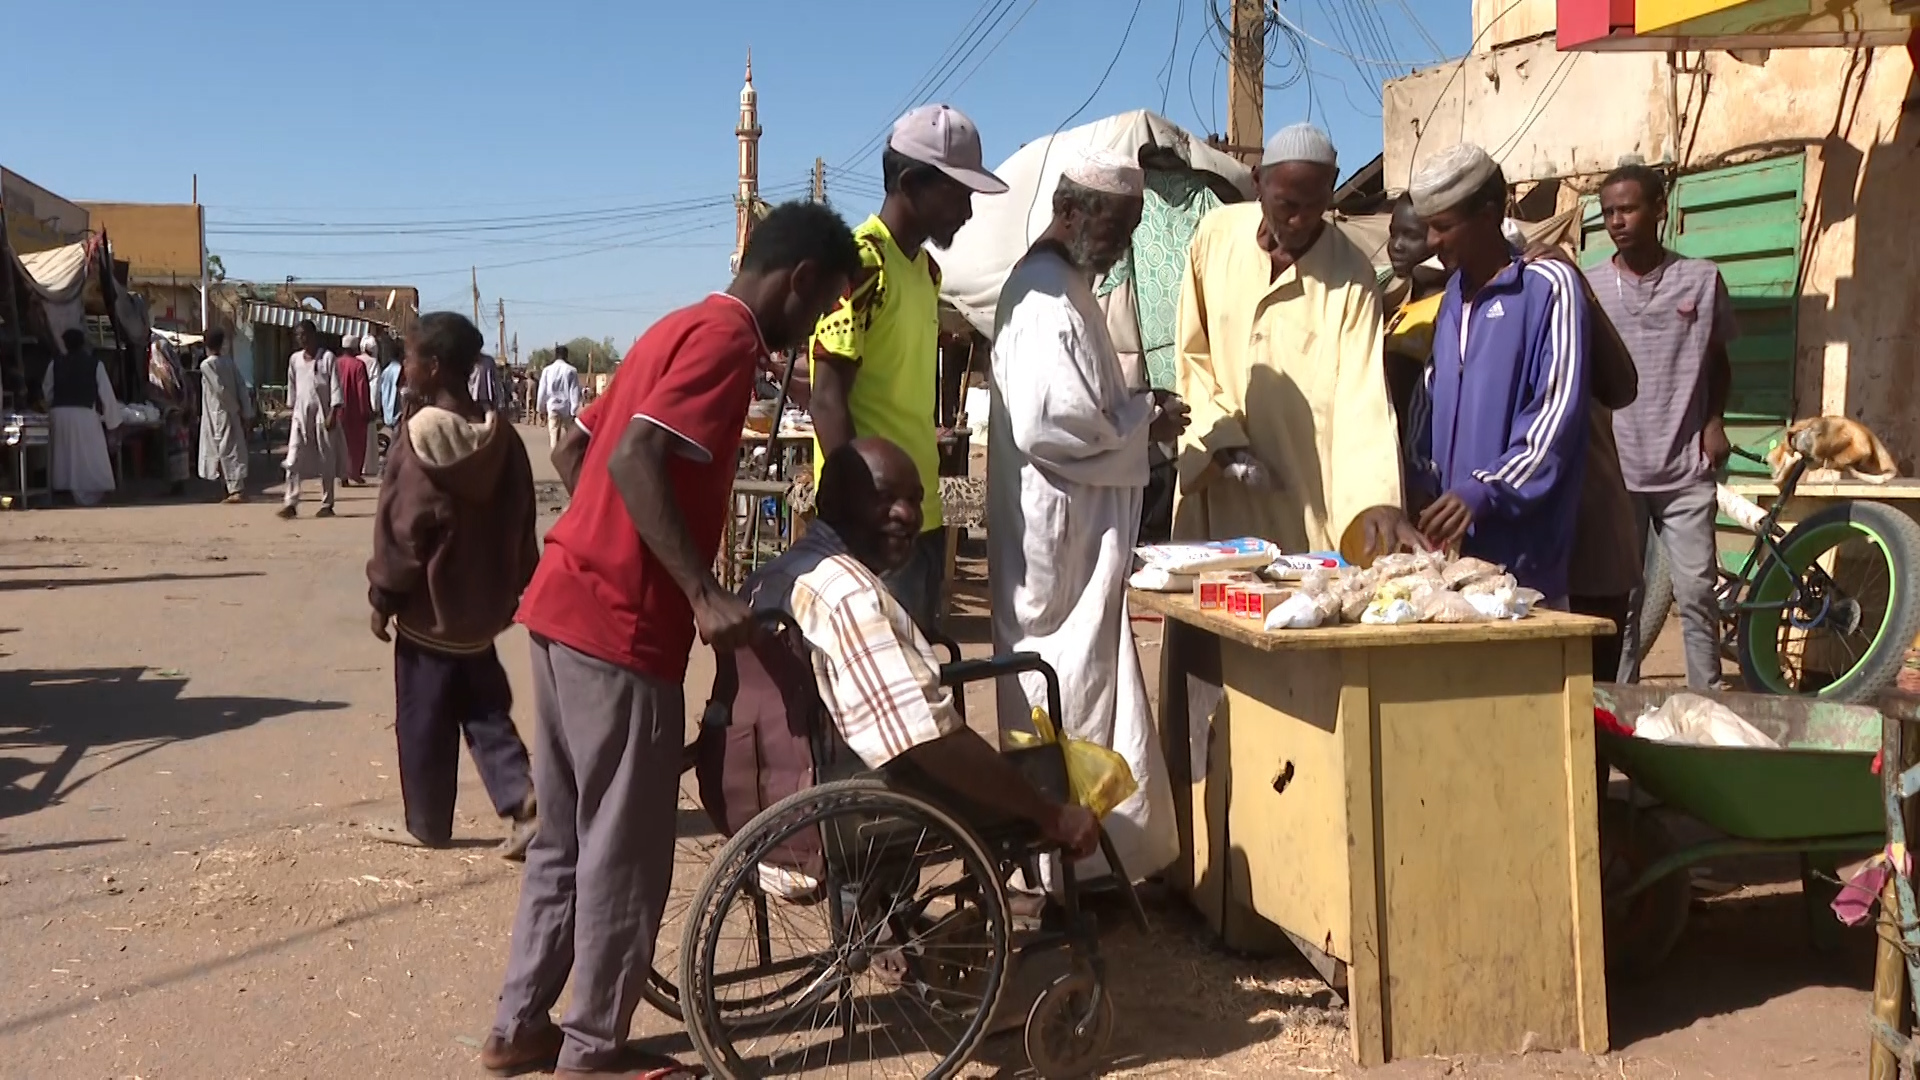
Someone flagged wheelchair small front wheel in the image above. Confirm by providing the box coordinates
[1025,969,1115,1080]
[681,778,1012,1079]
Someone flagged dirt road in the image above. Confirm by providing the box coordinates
[0,426,1880,1078]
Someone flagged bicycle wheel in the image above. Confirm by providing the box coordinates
[640,776,728,1021]
[1634,524,1674,663]
[1736,500,1920,702]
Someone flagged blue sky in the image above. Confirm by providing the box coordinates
[4,0,1469,353]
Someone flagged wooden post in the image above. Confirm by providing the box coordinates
[1227,0,1266,166]
[1870,874,1908,1080]
[812,157,826,204]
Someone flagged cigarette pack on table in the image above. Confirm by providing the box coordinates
[1195,571,1258,611]
[1245,585,1295,620]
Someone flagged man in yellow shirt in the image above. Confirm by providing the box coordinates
[1173,124,1419,556]
[809,103,1007,631]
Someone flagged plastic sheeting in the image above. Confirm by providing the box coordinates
[938,111,1253,339]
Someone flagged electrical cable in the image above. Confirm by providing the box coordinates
[1388,0,1448,62]
[1021,0,1147,240]
[1159,0,1188,114]
[947,0,1043,99]
[1406,0,1537,186]
[834,0,1021,173]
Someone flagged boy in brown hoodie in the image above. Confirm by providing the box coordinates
[366,312,541,857]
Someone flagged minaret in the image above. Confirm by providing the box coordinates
[731,49,762,274]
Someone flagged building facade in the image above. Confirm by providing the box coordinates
[80,202,205,331]
[1384,0,1920,467]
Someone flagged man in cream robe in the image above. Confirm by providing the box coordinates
[988,150,1184,883]
[1174,124,1411,554]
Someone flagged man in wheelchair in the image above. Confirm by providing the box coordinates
[734,437,1100,868]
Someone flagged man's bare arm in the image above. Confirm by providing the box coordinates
[606,420,752,647]
[899,730,1096,857]
[809,353,859,456]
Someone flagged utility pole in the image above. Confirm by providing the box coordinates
[194,173,208,331]
[1227,0,1267,165]
[496,298,506,368]
[471,266,480,328]
[812,157,826,204]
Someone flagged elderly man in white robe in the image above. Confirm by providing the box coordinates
[987,150,1189,884]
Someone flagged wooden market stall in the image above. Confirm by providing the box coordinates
[1135,588,1614,1066]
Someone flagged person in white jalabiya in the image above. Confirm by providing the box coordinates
[277,318,343,519]
[42,328,122,506]
[535,344,583,450]
[197,327,254,503]
[987,149,1191,885]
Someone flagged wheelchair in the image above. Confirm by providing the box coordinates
[659,614,1147,1079]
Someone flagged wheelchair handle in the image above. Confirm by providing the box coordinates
[939,652,1064,734]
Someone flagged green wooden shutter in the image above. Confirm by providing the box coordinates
[1576,153,1806,477]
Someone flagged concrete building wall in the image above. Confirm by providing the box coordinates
[1472,0,1560,51]
[1383,39,1920,465]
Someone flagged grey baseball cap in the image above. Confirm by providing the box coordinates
[887,105,1009,194]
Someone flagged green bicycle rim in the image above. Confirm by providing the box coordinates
[1744,520,1898,694]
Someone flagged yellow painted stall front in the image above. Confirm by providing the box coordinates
[1138,590,1613,1066]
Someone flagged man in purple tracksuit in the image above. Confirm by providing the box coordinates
[1404,143,1592,604]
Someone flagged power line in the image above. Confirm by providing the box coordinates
[1022,0,1147,237]
[947,0,1044,98]
[1159,0,1188,115]
[832,0,1016,172]
[1386,0,1448,61]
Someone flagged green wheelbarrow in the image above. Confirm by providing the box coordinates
[1592,684,1884,975]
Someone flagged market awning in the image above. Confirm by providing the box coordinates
[242,302,371,338]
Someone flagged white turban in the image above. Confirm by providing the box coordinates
[341,334,361,353]
[1411,143,1501,218]
[1062,148,1144,197]
[1262,123,1337,169]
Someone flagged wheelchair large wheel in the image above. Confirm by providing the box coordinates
[681,778,1012,1079]
[639,777,727,1021]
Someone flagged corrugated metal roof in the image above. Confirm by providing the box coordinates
[242,302,371,337]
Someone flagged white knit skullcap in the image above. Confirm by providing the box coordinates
[342,334,361,352]
[1410,143,1500,217]
[1262,123,1337,168]
[1062,148,1145,197]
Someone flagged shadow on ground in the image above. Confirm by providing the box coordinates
[0,666,347,820]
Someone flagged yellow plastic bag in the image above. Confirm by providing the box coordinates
[1004,707,1139,819]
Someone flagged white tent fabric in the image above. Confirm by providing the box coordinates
[938,110,1253,339]
[17,241,90,303]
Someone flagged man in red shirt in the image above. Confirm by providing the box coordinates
[483,202,862,1080]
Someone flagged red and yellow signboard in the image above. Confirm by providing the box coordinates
[1559,0,1914,49]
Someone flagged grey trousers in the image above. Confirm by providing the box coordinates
[491,636,684,1071]
[1620,479,1725,689]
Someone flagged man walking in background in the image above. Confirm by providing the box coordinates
[279,319,340,519]
[808,103,1008,633]
[334,335,373,486]
[197,328,252,503]
[1591,164,1738,688]
[536,344,583,449]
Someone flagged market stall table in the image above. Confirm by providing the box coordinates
[1134,588,1613,1066]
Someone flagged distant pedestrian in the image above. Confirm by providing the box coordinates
[366,311,540,857]
[359,334,383,477]
[334,335,374,486]
[197,328,253,503]
[469,350,502,413]
[535,345,582,450]
[278,319,341,519]
[42,328,122,506]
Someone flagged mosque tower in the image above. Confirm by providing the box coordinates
[731,49,762,274]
